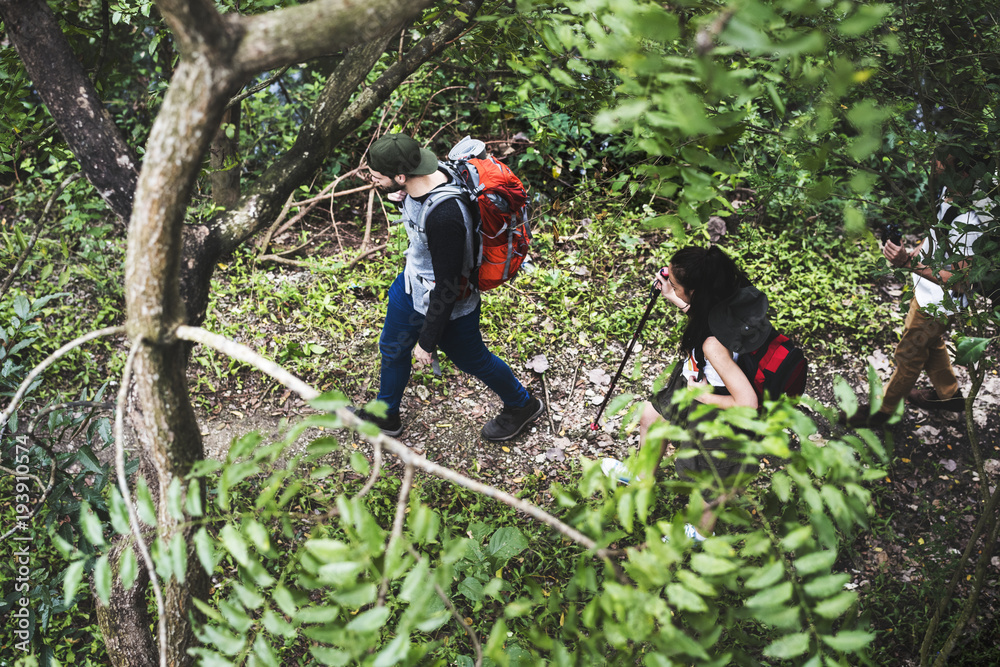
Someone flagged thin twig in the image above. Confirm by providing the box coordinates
[348,244,387,270]
[0,327,126,435]
[256,191,297,258]
[175,326,318,400]
[540,373,556,435]
[1,172,83,299]
[407,544,483,667]
[113,342,168,667]
[226,66,290,110]
[355,441,384,500]
[379,463,414,607]
[362,187,375,253]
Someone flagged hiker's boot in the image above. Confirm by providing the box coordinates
[908,387,966,412]
[481,397,545,442]
[348,406,404,437]
[842,406,891,429]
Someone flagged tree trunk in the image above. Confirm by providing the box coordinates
[95,541,158,667]
[0,0,139,222]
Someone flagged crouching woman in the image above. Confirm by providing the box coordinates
[603,245,772,540]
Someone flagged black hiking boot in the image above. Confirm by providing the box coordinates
[842,405,891,429]
[481,397,545,442]
[348,406,404,438]
[908,387,966,412]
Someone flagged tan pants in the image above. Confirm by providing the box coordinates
[879,298,959,414]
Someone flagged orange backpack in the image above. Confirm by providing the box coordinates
[423,157,532,291]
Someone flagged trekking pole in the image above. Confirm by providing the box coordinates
[590,277,663,430]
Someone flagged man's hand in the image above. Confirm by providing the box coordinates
[883,240,915,268]
[387,190,406,203]
[414,343,433,365]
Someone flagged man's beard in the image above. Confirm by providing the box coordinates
[377,180,405,194]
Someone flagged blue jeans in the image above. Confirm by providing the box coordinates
[377,273,530,415]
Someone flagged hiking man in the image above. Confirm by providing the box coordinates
[847,148,989,428]
[354,133,544,440]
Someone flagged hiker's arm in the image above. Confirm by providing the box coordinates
[419,199,468,354]
[693,337,758,409]
[884,239,964,287]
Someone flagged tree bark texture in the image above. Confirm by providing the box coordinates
[0,0,139,222]
[94,541,158,667]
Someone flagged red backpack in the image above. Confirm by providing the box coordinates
[736,329,808,403]
[423,157,532,291]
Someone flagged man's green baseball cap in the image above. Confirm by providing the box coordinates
[368,134,439,177]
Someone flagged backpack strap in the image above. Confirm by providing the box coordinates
[414,183,479,295]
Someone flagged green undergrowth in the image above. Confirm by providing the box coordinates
[195,209,889,407]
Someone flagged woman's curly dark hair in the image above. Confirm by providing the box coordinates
[670,245,750,356]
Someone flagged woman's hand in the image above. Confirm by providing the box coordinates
[655,268,689,311]
[685,373,708,390]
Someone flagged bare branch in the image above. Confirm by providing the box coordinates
[234,0,437,74]
[355,441,384,500]
[407,544,483,666]
[0,326,126,435]
[226,66,290,110]
[173,325,619,560]
[379,463,414,606]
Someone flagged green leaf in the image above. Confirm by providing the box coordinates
[195,527,219,574]
[94,553,112,605]
[803,573,851,598]
[746,581,793,608]
[198,624,246,656]
[690,553,739,576]
[820,630,875,651]
[780,525,813,552]
[487,527,528,562]
[136,476,157,528]
[374,632,410,667]
[220,524,249,567]
[346,606,390,634]
[250,634,280,667]
[63,559,85,606]
[763,631,810,659]
[80,501,105,547]
[745,560,784,589]
[170,532,188,582]
[167,476,184,521]
[955,336,991,366]
[814,590,857,619]
[617,490,634,533]
[185,480,204,517]
[793,549,837,576]
[228,431,263,462]
[119,546,139,590]
[350,450,370,475]
[245,519,272,554]
[666,583,707,612]
[305,538,352,562]
[833,375,858,416]
[13,294,29,319]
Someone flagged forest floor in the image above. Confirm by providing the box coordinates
[184,242,1000,664]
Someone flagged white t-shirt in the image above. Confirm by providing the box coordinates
[913,190,983,315]
[682,347,738,388]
